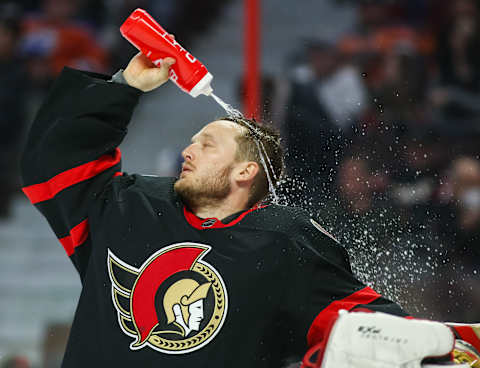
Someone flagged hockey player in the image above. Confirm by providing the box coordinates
[20,52,480,367]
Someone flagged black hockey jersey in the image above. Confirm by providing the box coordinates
[20,68,407,367]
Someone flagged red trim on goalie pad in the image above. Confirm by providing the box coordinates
[452,325,480,353]
[59,219,89,256]
[306,286,380,347]
[302,313,340,368]
[22,148,121,204]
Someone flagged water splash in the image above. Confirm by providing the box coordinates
[274,143,452,319]
[254,139,279,203]
[210,93,279,203]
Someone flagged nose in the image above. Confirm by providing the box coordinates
[182,143,195,162]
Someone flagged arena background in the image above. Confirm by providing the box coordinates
[0,0,479,366]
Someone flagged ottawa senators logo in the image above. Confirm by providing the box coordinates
[107,243,228,354]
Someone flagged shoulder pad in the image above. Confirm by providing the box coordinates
[246,204,339,245]
[110,174,179,204]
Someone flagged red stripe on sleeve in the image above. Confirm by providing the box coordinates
[59,219,90,256]
[22,148,121,204]
[306,286,381,346]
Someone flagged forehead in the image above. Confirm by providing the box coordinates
[194,120,247,140]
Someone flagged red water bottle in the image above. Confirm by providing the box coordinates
[120,9,213,97]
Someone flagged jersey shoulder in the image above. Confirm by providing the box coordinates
[246,204,339,245]
[244,204,350,269]
[110,174,179,204]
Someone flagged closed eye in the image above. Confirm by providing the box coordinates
[203,139,216,147]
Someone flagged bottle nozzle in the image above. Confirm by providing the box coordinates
[189,72,213,97]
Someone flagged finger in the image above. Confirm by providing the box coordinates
[163,57,176,66]
[134,52,156,68]
[142,53,156,64]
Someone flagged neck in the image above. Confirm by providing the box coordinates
[191,194,249,221]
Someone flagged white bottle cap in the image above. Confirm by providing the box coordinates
[189,72,213,97]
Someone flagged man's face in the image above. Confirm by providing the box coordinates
[174,120,244,207]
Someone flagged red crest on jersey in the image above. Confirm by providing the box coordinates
[107,243,228,354]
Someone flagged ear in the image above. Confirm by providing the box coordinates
[233,161,259,184]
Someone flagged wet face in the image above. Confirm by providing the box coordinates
[174,120,245,208]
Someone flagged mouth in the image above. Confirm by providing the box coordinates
[181,163,194,174]
[180,168,192,179]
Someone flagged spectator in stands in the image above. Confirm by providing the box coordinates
[331,153,410,298]
[284,40,367,196]
[0,3,28,218]
[339,1,433,59]
[339,0,434,100]
[429,0,480,133]
[425,155,480,322]
[337,156,388,215]
[20,0,109,89]
[350,0,392,37]
[370,44,429,127]
[443,156,480,262]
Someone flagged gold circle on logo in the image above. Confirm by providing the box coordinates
[147,262,226,352]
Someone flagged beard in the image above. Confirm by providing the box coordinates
[174,164,233,210]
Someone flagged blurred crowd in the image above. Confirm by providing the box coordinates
[1,0,480,365]
[270,0,480,324]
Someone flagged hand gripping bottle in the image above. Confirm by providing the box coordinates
[120,8,213,97]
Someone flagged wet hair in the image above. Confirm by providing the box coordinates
[219,116,284,207]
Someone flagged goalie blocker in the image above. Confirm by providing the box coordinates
[302,310,462,368]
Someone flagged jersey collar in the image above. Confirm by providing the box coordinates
[183,204,267,230]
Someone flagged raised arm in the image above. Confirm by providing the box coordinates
[20,53,175,278]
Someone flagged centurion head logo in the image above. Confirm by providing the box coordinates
[107,243,228,354]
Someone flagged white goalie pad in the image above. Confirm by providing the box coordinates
[320,310,455,368]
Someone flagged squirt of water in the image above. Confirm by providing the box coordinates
[210,93,244,119]
[210,93,279,203]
